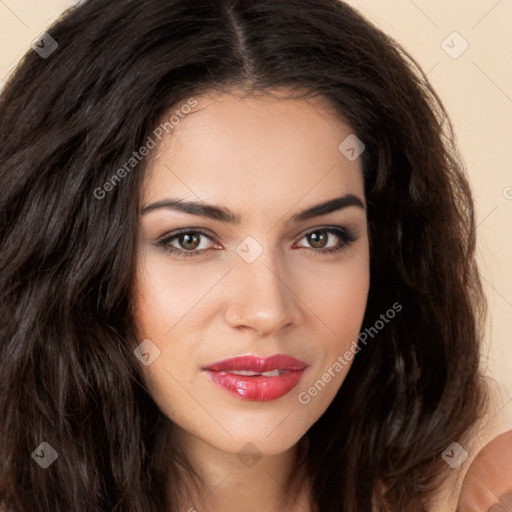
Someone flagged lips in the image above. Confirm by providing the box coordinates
[203,354,307,373]
[202,354,308,401]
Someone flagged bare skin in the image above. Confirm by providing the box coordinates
[132,88,370,511]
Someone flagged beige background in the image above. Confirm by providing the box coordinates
[1,0,511,451]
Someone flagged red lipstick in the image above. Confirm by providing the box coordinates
[202,354,308,401]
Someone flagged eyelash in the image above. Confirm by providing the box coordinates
[156,226,357,260]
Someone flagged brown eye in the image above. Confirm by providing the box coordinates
[177,233,201,250]
[295,227,357,254]
[307,231,329,249]
[156,229,218,259]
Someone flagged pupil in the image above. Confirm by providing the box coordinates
[181,233,199,250]
[309,231,326,248]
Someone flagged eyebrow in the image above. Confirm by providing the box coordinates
[140,193,365,224]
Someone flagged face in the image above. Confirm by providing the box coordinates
[132,89,370,458]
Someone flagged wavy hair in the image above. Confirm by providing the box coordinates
[0,0,488,510]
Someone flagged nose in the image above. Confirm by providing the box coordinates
[224,249,303,336]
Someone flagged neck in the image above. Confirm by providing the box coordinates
[168,427,312,512]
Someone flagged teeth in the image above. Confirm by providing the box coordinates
[229,370,260,376]
[261,369,280,377]
[228,369,282,377]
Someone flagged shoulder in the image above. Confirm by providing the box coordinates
[456,429,512,511]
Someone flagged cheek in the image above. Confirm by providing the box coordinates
[301,250,370,336]
[132,255,215,339]
[129,245,370,452]
[133,243,370,362]
[132,284,173,339]
[295,261,369,414]
[297,251,370,402]
[326,268,369,344]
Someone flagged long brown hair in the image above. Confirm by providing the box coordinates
[0,0,488,510]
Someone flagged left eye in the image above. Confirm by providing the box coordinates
[295,228,354,251]
[156,227,356,259]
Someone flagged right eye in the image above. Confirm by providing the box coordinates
[157,229,221,259]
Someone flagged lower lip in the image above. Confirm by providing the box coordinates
[204,369,306,401]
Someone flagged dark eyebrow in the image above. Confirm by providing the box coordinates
[140,193,365,224]
[287,194,365,223]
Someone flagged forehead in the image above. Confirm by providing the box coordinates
[142,89,365,211]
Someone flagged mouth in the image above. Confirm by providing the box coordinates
[201,354,308,401]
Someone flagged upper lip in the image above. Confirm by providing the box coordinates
[202,353,308,372]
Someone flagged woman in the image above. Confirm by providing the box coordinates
[0,0,492,510]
